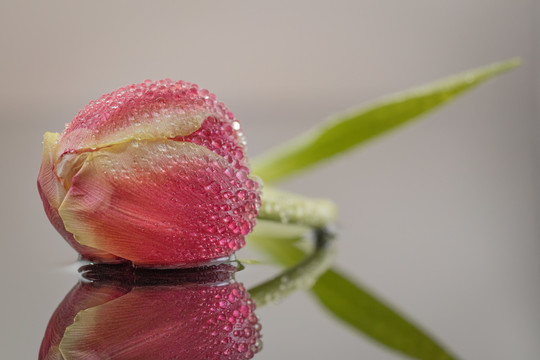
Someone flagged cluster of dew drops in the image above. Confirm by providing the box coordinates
[64,79,248,149]
[197,282,263,359]
[180,115,262,245]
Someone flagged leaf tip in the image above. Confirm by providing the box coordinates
[485,57,521,76]
[504,57,521,69]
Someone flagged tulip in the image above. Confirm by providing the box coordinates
[38,80,261,266]
[39,264,262,360]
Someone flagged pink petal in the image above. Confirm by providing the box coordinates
[55,80,242,161]
[37,132,118,261]
[58,140,261,266]
[38,133,66,209]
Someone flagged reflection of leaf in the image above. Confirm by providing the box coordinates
[248,227,458,360]
[312,269,457,360]
[249,229,336,307]
[252,59,519,183]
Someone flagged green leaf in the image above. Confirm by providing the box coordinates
[252,59,519,183]
[312,269,457,360]
[248,228,459,360]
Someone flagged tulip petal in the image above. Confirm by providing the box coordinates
[55,80,238,161]
[37,132,65,209]
[39,282,129,360]
[59,282,261,360]
[58,140,260,266]
[37,132,118,261]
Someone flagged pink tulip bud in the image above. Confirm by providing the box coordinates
[39,264,262,360]
[38,80,261,266]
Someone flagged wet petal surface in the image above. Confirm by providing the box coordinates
[59,141,260,266]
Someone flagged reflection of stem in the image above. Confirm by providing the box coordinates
[257,187,337,228]
[248,228,336,307]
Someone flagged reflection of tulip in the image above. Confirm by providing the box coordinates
[38,80,261,266]
[39,264,262,360]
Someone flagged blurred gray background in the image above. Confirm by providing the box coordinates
[1,1,538,359]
